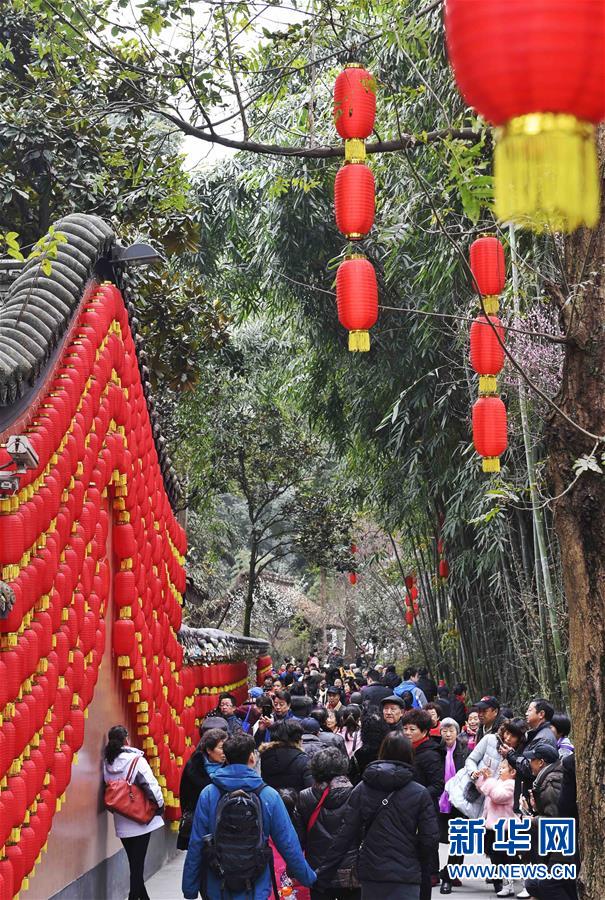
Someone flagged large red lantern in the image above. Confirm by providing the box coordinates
[334,65,376,153]
[469,238,505,310]
[445,0,605,232]
[336,255,378,352]
[472,396,508,473]
[335,163,375,239]
[469,315,505,394]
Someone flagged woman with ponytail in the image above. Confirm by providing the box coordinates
[338,705,362,757]
[103,725,164,900]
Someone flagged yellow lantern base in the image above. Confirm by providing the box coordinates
[348,330,370,352]
[479,375,498,395]
[483,296,499,315]
[495,113,599,233]
[345,139,366,163]
[482,456,501,474]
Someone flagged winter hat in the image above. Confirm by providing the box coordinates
[301,717,321,734]
[249,687,263,699]
[440,717,460,734]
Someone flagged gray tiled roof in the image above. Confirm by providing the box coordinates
[0,213,182,507]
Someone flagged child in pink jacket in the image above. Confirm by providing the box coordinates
[476,759,516,897]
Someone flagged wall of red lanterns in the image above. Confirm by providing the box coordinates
[0,281,269,899]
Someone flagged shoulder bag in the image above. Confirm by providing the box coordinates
[104,756,159,825]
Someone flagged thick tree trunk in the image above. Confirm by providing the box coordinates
[546,127,605,898]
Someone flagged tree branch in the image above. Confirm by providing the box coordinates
[158,108,482,159]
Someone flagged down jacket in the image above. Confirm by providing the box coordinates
[465,733,501,779]
[317,760,439,889]
[299,775,354,873]
[413,737,445,807]
[103,747,164,839]
[260,742,313,792]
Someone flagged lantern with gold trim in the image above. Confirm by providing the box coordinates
[445,0,605,232]
[336,255,378,352]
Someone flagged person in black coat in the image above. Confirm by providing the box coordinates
[316,732,439,900]
[259,719,313,793]
[359,669,392,707]
[402,708,445,807]
[403,708,445,898]
[299,748,360,900]
[177,728,226,849]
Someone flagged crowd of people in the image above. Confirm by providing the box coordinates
[103,651,578,900]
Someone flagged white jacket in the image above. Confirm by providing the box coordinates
[103,746,165,838]
[464,733,501,778]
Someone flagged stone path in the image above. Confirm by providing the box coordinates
[140,847,527,900]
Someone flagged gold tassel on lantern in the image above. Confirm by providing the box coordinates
[494,113,599,232]
[482,457,501,474]
[348,330,370,352]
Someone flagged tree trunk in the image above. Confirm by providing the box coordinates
[546,126,605,898]
[243,544,257,637]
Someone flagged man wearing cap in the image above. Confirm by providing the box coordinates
[519,743,571,900]
[300,717,324,759]
[475,695,505,742]
[326,685,343,711]
[380,694,406,731]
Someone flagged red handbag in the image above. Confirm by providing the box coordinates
[105,756,159,824]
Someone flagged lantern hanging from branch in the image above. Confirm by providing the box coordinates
[469,237,506,314]
[472,396,508,473]
[335,163,375,239]
[445,0,605,232]
[334,64,377,161]
[336,255,378,352]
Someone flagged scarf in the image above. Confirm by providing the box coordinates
[439,745,456,814]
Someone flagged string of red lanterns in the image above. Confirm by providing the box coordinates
[469,238,508,473]
[333,64,378,352]
[445,0,605,233]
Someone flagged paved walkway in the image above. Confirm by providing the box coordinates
[140,847,526,900]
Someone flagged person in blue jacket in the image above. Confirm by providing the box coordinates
[393,666,427,708]
[182,733,316,899]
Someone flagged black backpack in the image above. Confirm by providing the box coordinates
[203,785,275,897]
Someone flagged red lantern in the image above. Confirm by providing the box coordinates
[439,559,450,580]
[336,255,378,352]
[469,315,505,394]
[445,0,605,231]
[335,163,375,239]
[334,65,376,145]
[469,238,505,307]
[472,396,508,473]
[405,609,414,628]
[349,572,357,585]
[113,619,136,659]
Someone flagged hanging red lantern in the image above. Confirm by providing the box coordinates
[445,0,605,231]
[472,396,508,473]
[335,163,375,239]
[439,559,450,580]
[469,315,505,394]
[469,238,505,310]
[348,572,357,585]
[405,609,414,628]
[336,255,378,352]
[334,65,376,148]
